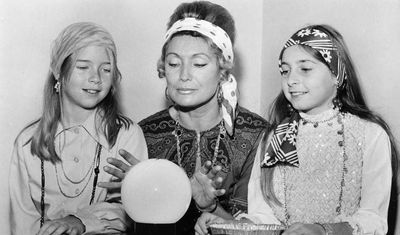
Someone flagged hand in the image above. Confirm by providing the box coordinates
[37,215,85,235]
[282,223,325,235]
[191,161,226,209]
[195,212,227,235]
[97,149,140,189]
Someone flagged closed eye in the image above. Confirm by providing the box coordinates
[194,63,207,68]
[168,63,179,68]
[76,66,89,70]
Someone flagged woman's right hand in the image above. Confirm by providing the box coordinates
[97,149,140,189]
[195,212,227,235]
[191,161,226,209]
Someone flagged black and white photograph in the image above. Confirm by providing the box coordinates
[1,0,399,234]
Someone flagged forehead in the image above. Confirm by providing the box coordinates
[281,45,316,63]
[75,45,111,61]
[166,35,214,56]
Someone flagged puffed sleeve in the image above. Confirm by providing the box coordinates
[9,134,41,234]
[340,123,392,235]
[73,123,149,234]
[236,135,281,224]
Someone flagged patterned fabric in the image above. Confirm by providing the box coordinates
[50,22,117,80]
[261,113,300,167]
[220,74,238,136]
[165,17,233,63]
[271,113,363,225]
[138,106,268,234]
[278,25,347,88]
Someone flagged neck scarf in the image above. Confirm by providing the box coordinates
[278,25,347,88]
[164,17,237,136]
[261,113,300,167]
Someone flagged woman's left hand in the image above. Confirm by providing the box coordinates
[195,212,227,235]
[282,223,325,235]
[37,215,85,235]
[190,161,226,209]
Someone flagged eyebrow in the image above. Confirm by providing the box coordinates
[297,59,317,64]
[166,52,211,59]
[76,59,111,64]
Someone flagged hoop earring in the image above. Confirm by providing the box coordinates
[54,81,60,93]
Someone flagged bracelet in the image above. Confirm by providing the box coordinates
[315,223,333,235]
[196,200,218,213]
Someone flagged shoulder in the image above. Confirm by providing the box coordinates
[116,115,143,137]
[345,113,390,150]
[345,113,388,137]
[235,106,269,129]
[14,121,39,148]
[138,109,175,134]
[139,109,170,126]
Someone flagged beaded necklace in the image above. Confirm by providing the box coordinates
[282,111,347,226]
[173,120,226,168]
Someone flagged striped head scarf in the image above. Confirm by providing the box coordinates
[50,22,117,80]
[278,25,347,88]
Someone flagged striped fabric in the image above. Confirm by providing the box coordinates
[279,26,347,88]
[261,113,300,167]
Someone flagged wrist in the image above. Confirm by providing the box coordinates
[68,215,86,233]
[196,200,218,213]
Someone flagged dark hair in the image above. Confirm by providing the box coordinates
[261,24,398,205]
[157,1,235,79]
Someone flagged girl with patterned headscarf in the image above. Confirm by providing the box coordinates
[195,24,398,235]
[9,22,148,234]
[238,25,397,235]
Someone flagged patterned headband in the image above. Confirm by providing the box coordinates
[279,26,347,88]
[165,17,234,64]
[50,22,117,80]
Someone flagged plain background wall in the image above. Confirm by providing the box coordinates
[1,0,399,234]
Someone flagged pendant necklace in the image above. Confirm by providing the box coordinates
[173,119,226,168]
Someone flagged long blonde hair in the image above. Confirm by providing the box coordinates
[27,22,131,163]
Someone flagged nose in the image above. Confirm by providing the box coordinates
[286,72,299,86]
[179,64,191,81]
[89,68,102,84]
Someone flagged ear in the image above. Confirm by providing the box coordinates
[331,73,338,87]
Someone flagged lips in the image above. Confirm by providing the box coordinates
[83,88,101,94]
[177,88,196,94]
[290,91,307,96]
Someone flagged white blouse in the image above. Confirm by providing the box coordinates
[242,112,392,235]
[10,112,148,234]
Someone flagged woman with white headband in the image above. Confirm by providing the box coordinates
[9,22,148,234]
[102,1,269,234]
